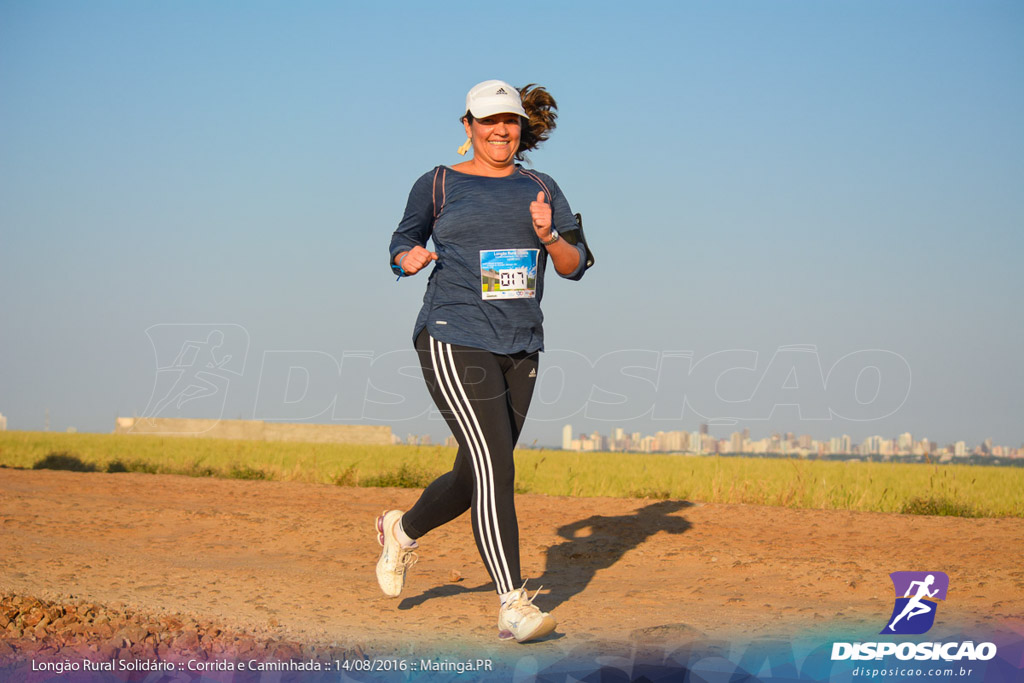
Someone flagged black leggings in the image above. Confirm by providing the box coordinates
[401,329,538,595]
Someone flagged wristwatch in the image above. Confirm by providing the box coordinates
[540,229,560,246]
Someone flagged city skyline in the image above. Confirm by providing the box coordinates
[388,419,1021,460]
[559,423,1022,458]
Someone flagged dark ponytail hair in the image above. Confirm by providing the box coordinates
[462,84,558,162]
[516,84,557,161]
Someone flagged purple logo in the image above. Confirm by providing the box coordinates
[881,571,949,635]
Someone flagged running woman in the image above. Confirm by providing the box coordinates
[378,80,588,643]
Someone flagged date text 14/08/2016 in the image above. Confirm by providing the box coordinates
[340,658,494,674]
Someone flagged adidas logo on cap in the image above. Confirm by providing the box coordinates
[466,80,526,118]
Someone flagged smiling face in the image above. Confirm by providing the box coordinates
[463,112,522,175]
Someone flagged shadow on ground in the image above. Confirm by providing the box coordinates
[398,581,493,610]
[534,499,694,611]
[397,499,693,613]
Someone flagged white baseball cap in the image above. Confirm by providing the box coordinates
[465,80,527,119]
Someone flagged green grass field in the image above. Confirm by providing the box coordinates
[1,431,1021,518]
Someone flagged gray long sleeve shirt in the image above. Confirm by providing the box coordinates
[389,165,586,354]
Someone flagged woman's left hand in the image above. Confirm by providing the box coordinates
[530,191,553,240]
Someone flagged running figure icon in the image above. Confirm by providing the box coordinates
[881,570,949,635]
[139,324,250,427]
[145,330,233,416]
[888,574,938,631]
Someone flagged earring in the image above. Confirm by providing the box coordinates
[457,137,472,156]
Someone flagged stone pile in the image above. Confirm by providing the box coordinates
[0,593,360,680]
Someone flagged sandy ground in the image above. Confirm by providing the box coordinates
[2,467,1023,673]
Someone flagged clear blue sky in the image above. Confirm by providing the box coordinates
[2,1,1021,448]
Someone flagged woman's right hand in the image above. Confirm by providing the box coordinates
[396,246,438,275]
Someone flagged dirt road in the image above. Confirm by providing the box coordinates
[1,468,1022,678]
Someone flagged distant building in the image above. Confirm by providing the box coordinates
[659,430,688,452]
[0,412,6,431]
[730,432,743,453]
[897,432,913,453]
[690,430,703,454]
[862,435,884,454]
[562,424,573,450]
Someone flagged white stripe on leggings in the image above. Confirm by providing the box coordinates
[428,337,493,571]
[443,340,514,593]
[429,336,513,594]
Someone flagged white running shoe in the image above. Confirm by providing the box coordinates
[497,583,556,643]
[375,510,418,598]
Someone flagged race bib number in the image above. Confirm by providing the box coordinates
[480,249,539,300]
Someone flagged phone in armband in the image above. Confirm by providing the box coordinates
[562,213,595,270]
